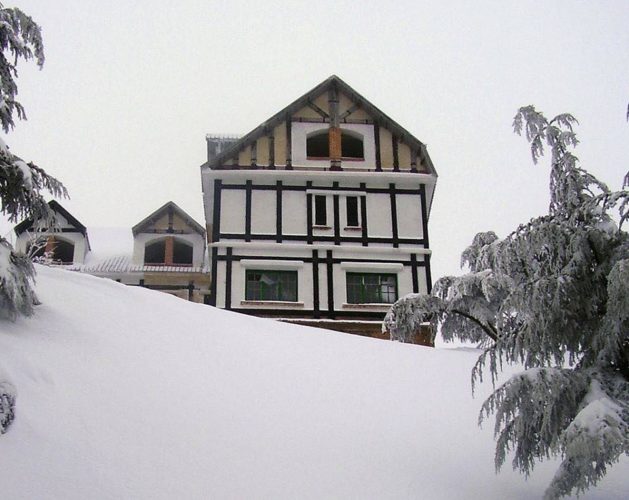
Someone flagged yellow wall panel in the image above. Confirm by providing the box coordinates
[151,213,169,230]
[398,141,412,170]
[256,136,269,166]
[293,104,321,120]
[238,145,251,166]
[379,126,394,169]
[313,93,329,114]
[172,213,190,232]
[338,93,371,121]
[274,122,287,166]
[338,93,353,115]
[346,107,371,120]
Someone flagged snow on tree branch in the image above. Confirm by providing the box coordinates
[386,105,629,498]
[0,380,15,433]
[384,293,441,344]
[0,2,44,133]
[0,3,66,322]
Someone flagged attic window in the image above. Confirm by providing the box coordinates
[145,240,166,264]
[53,240,75,264]
[306,129,364,160]
[341,131,364,159]
[306,130,329,158]
[173,240,193,265]
[145,237,193,266]
[31,237,75,264]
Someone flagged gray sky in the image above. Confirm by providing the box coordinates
[2,0,628,278]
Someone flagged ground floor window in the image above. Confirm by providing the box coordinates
[245,270,298,301]
[346,273,397,304]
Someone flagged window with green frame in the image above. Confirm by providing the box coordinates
[346,273,398,304]
[245,270,298,301]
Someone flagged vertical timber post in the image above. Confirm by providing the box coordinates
[328,84,342,171]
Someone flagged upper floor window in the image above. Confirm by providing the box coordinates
[341,131,364,160]
[306,129,364,160]
[306,130,329,158]
[314,195,327,226]
[346,196,359,227]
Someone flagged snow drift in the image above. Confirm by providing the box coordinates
[0,266,626,499]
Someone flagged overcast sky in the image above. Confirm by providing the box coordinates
[1,0,627,278]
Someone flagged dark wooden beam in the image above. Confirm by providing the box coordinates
[250,141,257,168]
[307,99,329,119]
[339,103,359,120]
[268,135,275,169]
[392,135,400,171]
[285,117,292,169]
[374,122,382,171]
[411,148,418,173]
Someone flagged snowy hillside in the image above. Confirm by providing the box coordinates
[0,266,626,499]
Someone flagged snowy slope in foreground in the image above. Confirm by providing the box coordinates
[0,267,626,499]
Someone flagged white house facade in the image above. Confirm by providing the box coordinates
[201,76,438,330]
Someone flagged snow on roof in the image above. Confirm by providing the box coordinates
[69,226,207,274]
[75,258,205,275]
[13,225,207,275]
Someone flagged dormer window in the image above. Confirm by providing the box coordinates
[144,237,193,266]
[306,129,364,160]
[173,240,193,265]
[144,239,166,264]
[31,237,75,264]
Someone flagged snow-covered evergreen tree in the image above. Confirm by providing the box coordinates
[0,2,66,320]
[385,106,629,499]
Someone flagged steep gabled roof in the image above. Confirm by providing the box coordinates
[202,75,436,175]
[132,201,205,237]
[14,200,88,237]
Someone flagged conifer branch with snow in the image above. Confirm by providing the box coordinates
[0,2,67,321]
[0,0,65,437]
[386,105,629,498]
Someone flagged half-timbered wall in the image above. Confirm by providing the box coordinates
[211,89,429,173]
[201,76,437,323]
[203,170,434,319]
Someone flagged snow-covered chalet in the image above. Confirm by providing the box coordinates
[200,75,437,340]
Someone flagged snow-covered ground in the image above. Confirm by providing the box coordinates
[0,266,626,499]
